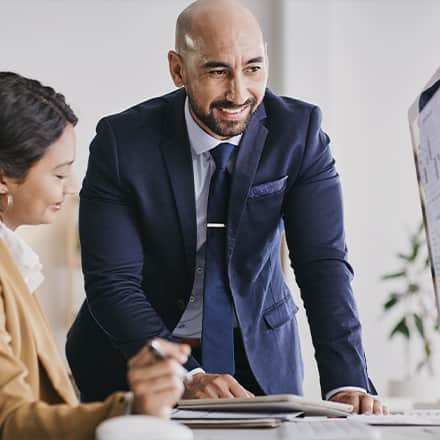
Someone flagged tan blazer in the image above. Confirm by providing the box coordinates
[0,238,126,440]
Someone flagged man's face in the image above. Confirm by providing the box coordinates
[177,27,268,139]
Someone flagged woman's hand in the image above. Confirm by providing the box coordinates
[127,338,190,418]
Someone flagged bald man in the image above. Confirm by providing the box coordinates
[67,0,384,414]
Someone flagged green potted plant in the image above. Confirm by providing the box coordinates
[382,221,440,400]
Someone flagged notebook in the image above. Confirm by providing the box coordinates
[177,394,353,417]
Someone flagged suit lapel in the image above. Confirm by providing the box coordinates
[160,90,197,278]
[227,103,268,260]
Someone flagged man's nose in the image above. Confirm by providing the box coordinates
[226,73,248,104]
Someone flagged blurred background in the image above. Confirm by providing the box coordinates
[1,0,440,401]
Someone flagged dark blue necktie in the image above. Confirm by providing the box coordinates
[201,142,235,374]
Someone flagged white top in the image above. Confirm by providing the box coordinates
[0,222,44,293]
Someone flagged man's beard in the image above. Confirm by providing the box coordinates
[187,93,258,138]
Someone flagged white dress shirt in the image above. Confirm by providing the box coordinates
[172,99,241,339]
[184,98,242,252]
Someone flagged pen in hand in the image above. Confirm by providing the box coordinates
[146,339,190,383]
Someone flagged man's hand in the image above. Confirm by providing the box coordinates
[183,372,254,399]
[330,390,388,414]
[127,338,191,418]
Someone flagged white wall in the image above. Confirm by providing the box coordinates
[281,0,440,398]
[0,0,279,176]
[1,0,440,398]
[0,0,282,361]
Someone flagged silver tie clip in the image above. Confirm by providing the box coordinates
[207,223,226,228]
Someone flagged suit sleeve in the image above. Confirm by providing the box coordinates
[79,119,200,369]
[0,286,126,440]
[283,106,375,397]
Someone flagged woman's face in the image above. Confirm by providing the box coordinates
[1,124,77,229]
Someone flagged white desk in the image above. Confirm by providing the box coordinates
[192,424,440,440]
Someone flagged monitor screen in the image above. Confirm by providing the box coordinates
[409,68,440,322]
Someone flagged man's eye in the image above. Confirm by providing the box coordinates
[209,70,227,76]
[56,175,67,180]
[247,66,261,73]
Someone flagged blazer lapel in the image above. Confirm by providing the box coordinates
[33,303,79,405]
[160,90,197,278]
[0,239,77,405]
[227,103,268,259]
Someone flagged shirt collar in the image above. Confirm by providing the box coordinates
[184,97,242,155]
[0,222,44,294]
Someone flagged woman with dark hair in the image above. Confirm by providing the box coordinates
[0,72,190,440]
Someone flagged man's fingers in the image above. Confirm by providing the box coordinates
[208,375,237,398]
[359,395,374,414]
[212,374,250,398]
[347,396,360,414]
[182,373,254,399]
[222,375,251,398]
[331,391,386,415]
[372,398,383,415]
[210,379,235,398]
[203,383,223,398]
[333,393,360,413]
[244,389,255,398]
[221,389,235,398]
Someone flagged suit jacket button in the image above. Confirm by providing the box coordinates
[176,299,186,311]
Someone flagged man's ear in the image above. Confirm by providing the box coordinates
[0,171,8,195]
[168,50,186,88]
[264,42,270,79]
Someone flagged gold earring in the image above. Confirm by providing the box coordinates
[7,194,13,207]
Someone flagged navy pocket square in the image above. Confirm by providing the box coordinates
[248,176,288,198]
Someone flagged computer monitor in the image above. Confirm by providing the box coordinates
[409,67,440,323]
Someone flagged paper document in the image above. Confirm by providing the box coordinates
[172,408,302,421]
[178,418,283,429]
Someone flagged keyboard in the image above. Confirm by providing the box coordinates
[399,410,440,417]
[285,419,381,439]
[350,411,440,426]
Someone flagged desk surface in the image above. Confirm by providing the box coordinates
[192,424,440,440]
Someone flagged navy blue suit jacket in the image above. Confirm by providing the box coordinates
[66,88,375,401]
